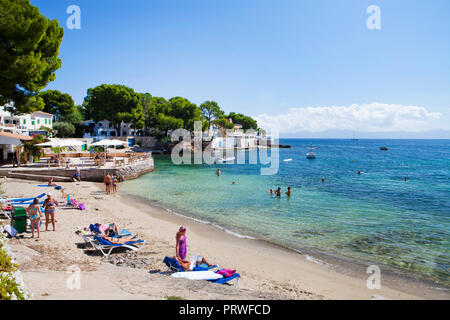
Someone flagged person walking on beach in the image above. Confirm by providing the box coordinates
[104,173,112,194]
[176,226,187,260]
[27,198,42,239]
[43,193,58,232]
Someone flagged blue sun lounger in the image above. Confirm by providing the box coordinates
[86,235,145,258]
[6,193,46,203]
[163,256,218,273]
[162,256,239,285]
[88,224,132,238]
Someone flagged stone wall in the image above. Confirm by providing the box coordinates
[0,158,154,182]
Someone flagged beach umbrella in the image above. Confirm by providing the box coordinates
[36,139,85,147]
[90,139,127,147]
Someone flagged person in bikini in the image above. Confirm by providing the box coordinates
[27,198,42,239]
[43,193,58,231]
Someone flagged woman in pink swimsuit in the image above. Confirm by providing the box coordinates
[175,226,187,260]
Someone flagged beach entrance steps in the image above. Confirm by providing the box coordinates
[5,172,72,182]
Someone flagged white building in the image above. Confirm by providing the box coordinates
[0,104,53,136]
[82,120,140,138]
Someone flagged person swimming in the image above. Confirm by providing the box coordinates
[269,189,274,194]
[321,178,325,183]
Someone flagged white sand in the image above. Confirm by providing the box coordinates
[1,178,448,300]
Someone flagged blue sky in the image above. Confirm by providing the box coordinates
[32,0,450,137]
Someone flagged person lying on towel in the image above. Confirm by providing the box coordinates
[101,234,143,244]
[174,254,215,271]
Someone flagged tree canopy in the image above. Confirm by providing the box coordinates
[53,121,75,138]
[200,101,224,128]
[39,90,75,119]
[228,112,258,130]
[0,0,64,113]
[84,84,144,136]
[167,97,201,131]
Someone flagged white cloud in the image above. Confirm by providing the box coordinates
[255,103,442,133]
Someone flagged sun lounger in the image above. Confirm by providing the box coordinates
[86,235,145,258]
[162,257,240,286]
[162,256,218,272]
[4,193,46,203]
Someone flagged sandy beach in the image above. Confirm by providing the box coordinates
[1,177,448,300]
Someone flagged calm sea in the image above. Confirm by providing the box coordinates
[122,139,450,285]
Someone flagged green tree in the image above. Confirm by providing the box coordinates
[156,113,183,137]
[0,0,64,113]
[168,97,201,131]
[39,90,75,120]
[53,122,75,138]
[200,101,224,128]
[212,117,234,130]
[84,84,143,136]
[228,112,258,130]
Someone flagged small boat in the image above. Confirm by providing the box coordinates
[283,158,293,162]
[380,147,388,151]
[306,152,316,159]
[215,156,235,163]
[306,146,318,159]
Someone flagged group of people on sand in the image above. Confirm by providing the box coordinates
[103,173,121,194]
[26,193,59,239]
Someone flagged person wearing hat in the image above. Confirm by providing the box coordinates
[176,226,187,260]
[43,193,58,231]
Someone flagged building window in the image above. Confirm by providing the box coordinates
[45,119,47,124]
[32,121,35,126]
[23,119,26,125]
[37,119,40,124]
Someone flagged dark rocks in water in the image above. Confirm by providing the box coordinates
[275,145,291,148]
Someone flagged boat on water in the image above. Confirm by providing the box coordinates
[215,156,236,163]
[306,146,318,159]
[380,147,388,151]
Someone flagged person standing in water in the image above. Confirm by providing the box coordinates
[275,187,281,197]
[216,169,221,176]
[176,226,187,260]
[285,186,291,197]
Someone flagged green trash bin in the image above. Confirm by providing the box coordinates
[11,206,28,234]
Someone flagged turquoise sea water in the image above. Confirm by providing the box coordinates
[122,139,450,285]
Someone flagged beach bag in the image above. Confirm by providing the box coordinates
[217,269,236,277]
[78,203,86,211]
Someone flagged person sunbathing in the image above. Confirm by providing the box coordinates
[174,254,215,271]
[101,234,143,244]
[95,222,125,237]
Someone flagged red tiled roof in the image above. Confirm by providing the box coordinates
[0,131,33,141]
